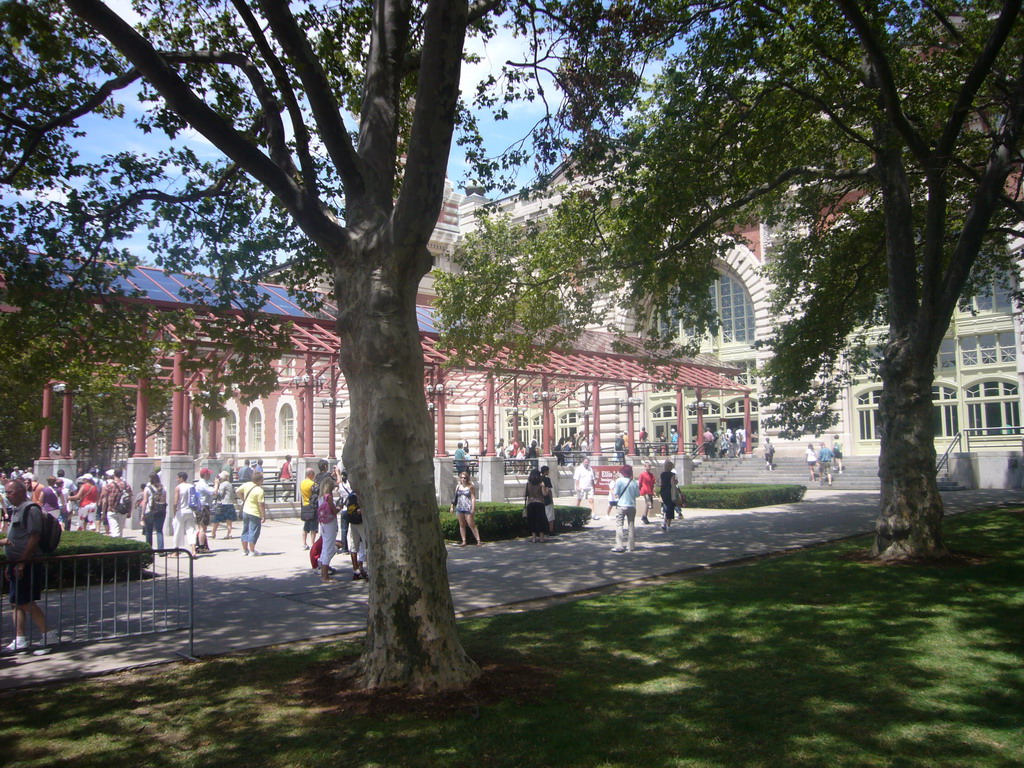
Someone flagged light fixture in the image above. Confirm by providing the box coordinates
[51,383,66,394]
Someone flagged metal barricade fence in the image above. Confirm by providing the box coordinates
[1,548,194,658]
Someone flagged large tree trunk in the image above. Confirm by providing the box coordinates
[335,239,480,692]
[872,339,948,560]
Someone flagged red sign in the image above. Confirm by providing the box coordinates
[592,465,623,495]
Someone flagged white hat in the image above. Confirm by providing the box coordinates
[82,473,94,482]
[105,469,115,477]
[22,472,34,480]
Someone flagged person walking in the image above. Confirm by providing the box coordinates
[764,438,776,471]
[638,461,656,524]
[167,471,198,557]
[236,471,266,557]
[316,475,339,582]
[211,471,236,540]
[573,456,597,519]
[100,468,131,538]
[141,473,168,550]
[299,467,319,550]
[805,442,819,483]
[609,465,640,553]
[523,468,548,543]
[451,471,483,546]
[659,460,679,532]
[832,435,844,474]
[817,441,835,487]
[2,479,58,653]
[194,468,213,552]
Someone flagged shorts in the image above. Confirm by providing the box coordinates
[80,503,98,521]
[196,507,211,527]
[213,504,237,523]
[819,461,832,475]
[544,503,555,523]
[576,488,593,502]
[7,562,45,606]
[833,450,843,459]
[303,517,318,534]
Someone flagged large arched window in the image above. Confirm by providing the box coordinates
[856,389,882,441]
[223,412,238,453]
[278,404,295,451]
[932,385,959,438]
[965,381,1020,433]
[557,410,580,442]
[248,408,263,452]
[712,274,756,344]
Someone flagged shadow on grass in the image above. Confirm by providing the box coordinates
[2,511,1023,768]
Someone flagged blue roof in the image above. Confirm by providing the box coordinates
[115,264,440,333]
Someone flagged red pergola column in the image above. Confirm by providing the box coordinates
[626,383,636,456]
[60,388,73,459]
[170,353,186,455]
[694,387,704,455]
[296,390,306,457]
[134,379,149,457]
[485,376,496,455]
[743,393,752,453]
[679,387,689,455]
[435,375,447,457]
[303,356,315,457]
[39,384,53,460]
[208,415,219,459]
[541,377,553,455]
[591,382,602,455]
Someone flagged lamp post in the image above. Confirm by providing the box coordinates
[320,397,344,459]
[425,381,454,456]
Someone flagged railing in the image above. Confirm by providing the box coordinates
[636,441,675,456]
[935,426,1023,476]
[262,480,296,502]
[504,458,540,475]
[451,460,479,477]
[1,548,194,657]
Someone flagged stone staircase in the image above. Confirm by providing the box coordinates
[689,455,883,490]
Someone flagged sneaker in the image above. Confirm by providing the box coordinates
[32,646,54,656]
[352,572,362,581]
[303,545,310,551]
[42,629,59,646]
[661,523,667,532]
[641,517,650,524]
[611,547,625,553]
[4,637,28,652]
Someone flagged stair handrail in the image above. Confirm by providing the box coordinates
[935,432,962,477]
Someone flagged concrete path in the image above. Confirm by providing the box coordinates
[2,488,1021,690]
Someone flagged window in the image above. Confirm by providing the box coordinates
[856,389,882,441]
[965,381,1020,433]
[972,280,1013,312]
[730,359,757,386]
[224,412,237,453]
[712,274,756,344]
[557,410,580,442]
[932,385,959,438]
[248,409,263,452]
[278,404,295,451]
[651,404,677,442]
[724,399,758,416]
[935,338,956,370]
[960,334,1016,366]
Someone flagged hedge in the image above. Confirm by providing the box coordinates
[677,483,806,509]
[439,502,591,542]
[0,531,155,586]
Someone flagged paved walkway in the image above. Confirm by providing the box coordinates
[2,488,1021,689]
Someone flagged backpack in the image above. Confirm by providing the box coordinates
[115,482,133,515]
[34,504,62,554]
[187,483,202,513]
[341,492,363,525]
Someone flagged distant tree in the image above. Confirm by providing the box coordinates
[1,0,663,690]
[436,0,1024,561]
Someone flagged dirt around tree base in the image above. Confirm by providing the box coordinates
[840,549,989,567]
[291,658,557,718]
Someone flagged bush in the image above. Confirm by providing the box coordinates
[438,502,591,541]
[678,484,807,509]
[0,531,155,586]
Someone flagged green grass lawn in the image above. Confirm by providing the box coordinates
[3,509,1023,767]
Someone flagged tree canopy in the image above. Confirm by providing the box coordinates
[436,0,1024,559]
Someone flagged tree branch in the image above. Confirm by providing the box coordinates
[257,0,364,197]
[0,69,141,184]
[64,0,346,250]
[230,0,320,198]
[394,0,469,251]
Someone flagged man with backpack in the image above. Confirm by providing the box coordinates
[1,478,58,653]
[100,468,132,538]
